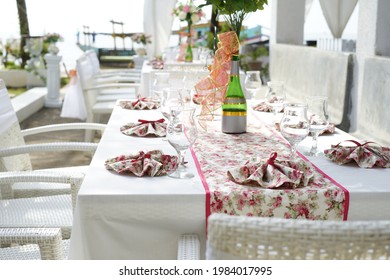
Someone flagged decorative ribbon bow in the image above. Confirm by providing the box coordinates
[267,152,278,167]
[194,31,240,127]
[138,118,165,129]
[132,97,148,107]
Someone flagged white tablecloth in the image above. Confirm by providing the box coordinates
[69,104,390,260]
[69,105,206,260]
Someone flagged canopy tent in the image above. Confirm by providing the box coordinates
[319,0,358,38]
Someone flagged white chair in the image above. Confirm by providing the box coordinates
[1,81,86,241]
[76,55,139,125]
[178,214,390,260]
[85,50,141,82]
[0,170,83,240]
[0,228,69,260]
[0,79,104,198]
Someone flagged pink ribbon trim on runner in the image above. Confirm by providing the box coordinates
[298,151,350,221]
[190,146,211,231]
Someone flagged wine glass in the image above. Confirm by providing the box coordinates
[265,81,286,124]
[152,72,170,101]
[305,96,329,157]
[244,71,262,100]
[160,88,184,121]
[166,106,198,179]
[280,103,310,158]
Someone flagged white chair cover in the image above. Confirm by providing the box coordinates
[60,77,87,120]
[0,82,18,134]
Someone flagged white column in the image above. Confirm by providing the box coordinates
[44,54,62,108]
[350,0,390,131]
[271,0,306,45]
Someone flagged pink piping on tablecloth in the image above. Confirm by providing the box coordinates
[298,151,350,221]
[190,146,211,228]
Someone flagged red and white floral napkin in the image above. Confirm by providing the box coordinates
[252,101,273,112]
[227,152,315,188]
[119,97,160,110]
[324,140,390,168]
[105,150,178,177]
[120,118,167,137]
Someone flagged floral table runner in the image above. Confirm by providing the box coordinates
[191,116,349,221]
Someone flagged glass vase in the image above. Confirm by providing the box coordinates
[184,28,193,63]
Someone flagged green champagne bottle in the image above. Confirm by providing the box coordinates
[222,55,247,134]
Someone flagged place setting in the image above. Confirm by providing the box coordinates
[118,96,160,110]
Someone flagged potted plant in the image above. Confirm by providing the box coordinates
[131,33,152,56]
[44,33,63,55]
[241,45,269,82]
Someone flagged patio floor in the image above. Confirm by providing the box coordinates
[19,107,103,170]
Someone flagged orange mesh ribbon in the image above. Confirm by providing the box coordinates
[194,31,240,128]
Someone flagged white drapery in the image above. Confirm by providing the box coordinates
[319,0,358,38]
[144,0,177,58]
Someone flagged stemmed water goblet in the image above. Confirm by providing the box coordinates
[280,103,310,158]
[265,81,286,124]
[244,71,262,101]
[152,72,170,101]
[160,88,184,121]
[166,106,198,179]
[305,96,329,157]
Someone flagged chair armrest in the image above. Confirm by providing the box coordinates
[84,83,141,91]
[0,142,98,157]
[178,234,200,260]
[95,69,141,77]
[0,228,63,260]
[0,170,84,210]
[21,123,106,137]
[93,77,141,84]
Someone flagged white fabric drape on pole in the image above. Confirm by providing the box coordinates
[144,0,177,58]
[319,0,358,38]
[305,0,314,20]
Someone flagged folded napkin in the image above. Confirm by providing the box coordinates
[148,57,164,69]
[321,123,335,134]
[119,97,160,110]
[227,152,315,188]
[324,140,390,168]
[252,101,273,112]
[105,150,178,176]
[120,118,167,137]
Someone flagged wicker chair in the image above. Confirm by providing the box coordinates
[0,228,69,260]
[178,214,390,260]
[0,170,83,242]
[0,79,105,199]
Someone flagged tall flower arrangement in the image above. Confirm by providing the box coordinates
[173,1,205,62]
[172,1,206,34]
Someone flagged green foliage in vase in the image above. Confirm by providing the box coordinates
[199,0,268,37]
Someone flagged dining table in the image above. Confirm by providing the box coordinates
[68,97,390,260]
